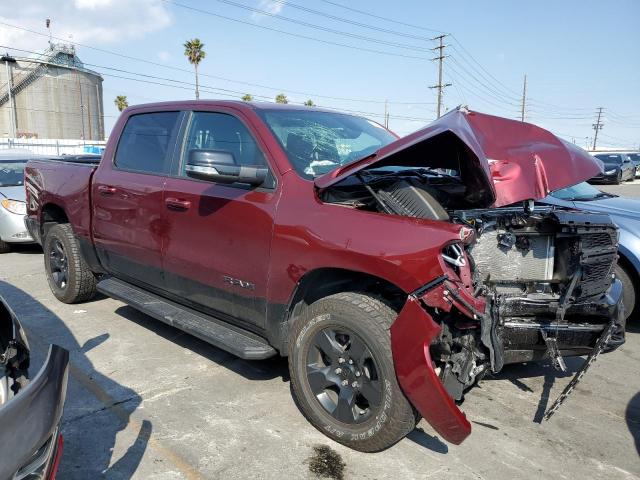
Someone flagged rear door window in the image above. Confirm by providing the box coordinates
[114,112,181,175]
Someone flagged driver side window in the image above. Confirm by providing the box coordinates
[182,112,273,187]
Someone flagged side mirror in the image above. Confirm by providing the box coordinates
[185,149,267,186]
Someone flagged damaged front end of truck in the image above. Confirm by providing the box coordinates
[316,108,626,444]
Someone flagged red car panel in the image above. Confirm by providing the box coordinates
[390,296,471,444]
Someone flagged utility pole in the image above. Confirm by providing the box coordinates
[429,34,451,118]
[2,54,17,138]
[384,100,389,129]
[592,107,604,150]
[46,18,52,47]
[520,74,527,122]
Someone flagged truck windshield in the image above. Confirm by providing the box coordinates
[0,160,27,187]
[258,109,397,178]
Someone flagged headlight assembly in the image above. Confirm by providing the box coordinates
[1,199,27,215]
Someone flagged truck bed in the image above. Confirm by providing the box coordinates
[24,158,98,244]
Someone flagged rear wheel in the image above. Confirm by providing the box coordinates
[44,224,97,303]
[288,292,417,452]
[616,262,637,322]
[0,240,10,254]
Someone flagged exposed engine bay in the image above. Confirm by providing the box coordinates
[320,167,625,402]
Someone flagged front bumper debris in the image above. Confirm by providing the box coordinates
[0,345,69,480]
[390,296,471,445]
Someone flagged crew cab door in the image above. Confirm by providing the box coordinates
[92,110,183,290]
[162,110,280,328]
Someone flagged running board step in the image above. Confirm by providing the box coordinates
[97,277,276,360]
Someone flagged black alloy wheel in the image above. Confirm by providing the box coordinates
[306,327,383,424]
[48,238,69,290]
[288,292,417,452]
[43,223,97,303]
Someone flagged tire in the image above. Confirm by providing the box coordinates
[0,240,10,254]
[616,262,637,322]
[43,223,97,303]
[615,171,622,185]
[288,292,417,452]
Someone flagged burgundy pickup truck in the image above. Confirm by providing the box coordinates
[24,101,624,451]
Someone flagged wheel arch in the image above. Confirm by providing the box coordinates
[40,203,70,239]
[277,267,408,355]
[618,243,640,281]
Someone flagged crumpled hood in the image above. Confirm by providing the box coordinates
[315,108,604,208]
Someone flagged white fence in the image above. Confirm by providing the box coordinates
[0,138,106,156]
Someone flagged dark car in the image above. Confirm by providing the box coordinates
[627,152,640,177]
[542,181,640,322]
[24,103,624,451]
[589,153,636,184]
[0,296,68,480]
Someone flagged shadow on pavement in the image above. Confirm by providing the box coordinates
[627,392,640,456]
[489,358,583,424]
[113,304,291,382]
[406,427,448,454]
[0,281,148,479]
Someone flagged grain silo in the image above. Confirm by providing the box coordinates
[0,43,104,140]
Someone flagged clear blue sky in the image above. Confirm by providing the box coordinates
[2,0,639,148]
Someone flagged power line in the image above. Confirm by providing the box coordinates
[0,39,435,106]
[258,0,434,42]
[317,0,447,34]
[448,56,519,106]
[90,70,437,122]
[445,64,516,115]
[198,0,431,52]
[160,1,429,60]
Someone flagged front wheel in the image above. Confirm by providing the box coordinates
[616,263,637,322]
[44,224,97,303]
[288,292,417,452]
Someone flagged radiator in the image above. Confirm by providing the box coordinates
[470,230,555,282]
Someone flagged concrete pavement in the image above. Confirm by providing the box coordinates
[1,245,638,479]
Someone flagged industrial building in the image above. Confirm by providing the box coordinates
[0,43,104,140]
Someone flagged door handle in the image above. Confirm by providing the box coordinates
[165,197,191,211]
[97,185,117,196]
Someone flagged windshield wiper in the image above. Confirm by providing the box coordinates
[570,192,616,201]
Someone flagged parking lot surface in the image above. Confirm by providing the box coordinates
[599,178,640,198]
[1,185,639,479]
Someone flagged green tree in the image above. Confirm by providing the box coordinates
[114,95,128,112]
[183,38,206,100]
[241,93,253,102]
[304,99,315,107]
[275,93,288,104]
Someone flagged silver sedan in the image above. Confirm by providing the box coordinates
[0,150,36,252]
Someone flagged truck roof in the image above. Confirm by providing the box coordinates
[123,100,349,115]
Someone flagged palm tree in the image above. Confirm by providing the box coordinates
[241,94,253,102]
[183,38,206,100]
[304,99,315,107]
[114,95,128,112]
[275,93,288,104]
